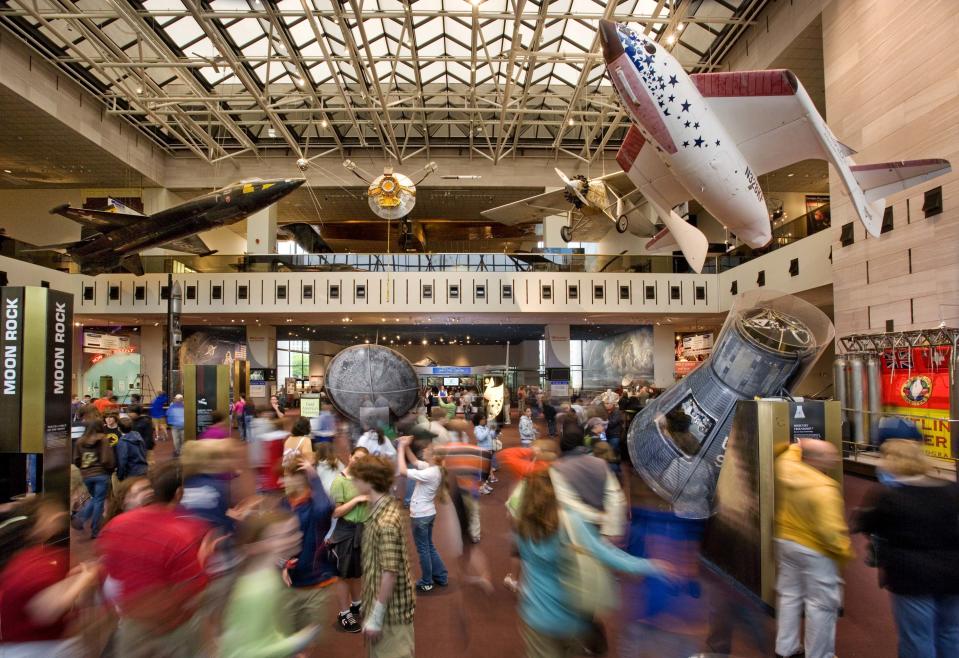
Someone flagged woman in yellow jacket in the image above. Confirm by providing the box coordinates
[774,440,854,658]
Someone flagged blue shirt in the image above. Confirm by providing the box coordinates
[515,509,661,636]
[474,425,495,450]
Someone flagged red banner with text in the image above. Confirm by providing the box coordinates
[879,346,953,459]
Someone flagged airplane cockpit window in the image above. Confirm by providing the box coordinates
[644,42,657,55]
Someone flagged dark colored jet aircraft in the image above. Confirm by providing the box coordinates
[40,178,305,274]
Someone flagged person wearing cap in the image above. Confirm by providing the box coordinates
[166,394,186,456]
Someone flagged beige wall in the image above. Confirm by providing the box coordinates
[824,0,959,336]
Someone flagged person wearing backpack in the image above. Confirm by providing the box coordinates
[72,420,115,539]
[513,469,669,657]
[115,417,149,482]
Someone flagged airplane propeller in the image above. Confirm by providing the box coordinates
[555,168,590,208]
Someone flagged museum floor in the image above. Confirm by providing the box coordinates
[70,414,896,657]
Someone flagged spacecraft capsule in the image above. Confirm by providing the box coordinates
[626,292,834,518]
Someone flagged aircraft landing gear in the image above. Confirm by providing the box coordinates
[560,225,574,242]
[616,215,629,233]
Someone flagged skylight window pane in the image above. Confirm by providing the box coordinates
[143,0,186,13]
[162,16,204,46]
[226,18,264,47]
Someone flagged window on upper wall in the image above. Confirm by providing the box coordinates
[789,258,799,277]
[881,206,894,233]
[502,284,513,300]
[108,285,120,301]
[757,271,766,287]
[730,280,738,295]
[277,340,310,384]
[302,284,313,300]
[186,285,197,300]
[135,286,146,301]
[923,186,943,218]
[276,285,288,300]
[237,285,248,301]
[840,222,854,247]
[211,285,222,300]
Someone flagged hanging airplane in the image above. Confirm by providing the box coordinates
[481,168,650,242]
[36,178,305,274]
[598,20,951,272]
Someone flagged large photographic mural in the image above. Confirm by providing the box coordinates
[582,326,654,389]
[179,326,248,367]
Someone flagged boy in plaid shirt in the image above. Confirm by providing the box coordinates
[351,455,416,657]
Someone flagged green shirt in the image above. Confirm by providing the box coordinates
[331,474,368,523]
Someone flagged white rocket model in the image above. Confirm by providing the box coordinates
[599,20,951,272]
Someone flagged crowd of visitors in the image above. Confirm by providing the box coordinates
[2,380,957,658]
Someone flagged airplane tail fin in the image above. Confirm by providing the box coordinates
[107,198,146,216]
[643,201,709,273]
[851,159,951,204]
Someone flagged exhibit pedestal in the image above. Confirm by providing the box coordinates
[702,399,842,607]
[183,364,230,440]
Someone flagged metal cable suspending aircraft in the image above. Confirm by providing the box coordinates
[599,20,951,272]
[481,168,648,242]
[37,178,304,274]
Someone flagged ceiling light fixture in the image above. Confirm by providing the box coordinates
[2,169,10,174]
[320,119,328,128]
[422,339,428,345]
[567,118,575,126]
[666,34,676,45]
[268,128,277,138]
[294,76,306,88]
[677,22,686,32]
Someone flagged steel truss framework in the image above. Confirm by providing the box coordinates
[0,0,764,164]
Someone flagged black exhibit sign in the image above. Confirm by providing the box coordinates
[0,287,25,452]
[195,365,219,436]
[789,398,827,441]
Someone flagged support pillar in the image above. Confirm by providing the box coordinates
[246,205,278,254]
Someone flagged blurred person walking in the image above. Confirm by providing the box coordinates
[513,469,666,657]
[473,413,499,494]
[0,497,100,656]
[199,410,232,440]
[220,509,319,658]
[280,456,337,652]
[519,407,537,447]
[115,416,149,482]
[282,418,315,469]
[356,425,397,462]
[166,393,186,456]
[127,405,155,464]
[314,441,346,496]
[97,461,213,658]
[150,390,169,443]
[396,434,449,592]
[72,420,115,539]
[311,401,337,445]
[854,439,959,658]
[330,446,371,634]
[774,439,853,658]
[352,455,416,657]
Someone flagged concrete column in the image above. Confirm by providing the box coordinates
[246,205,278,254]
[544,324,570,369]
[652,323,675,389]
[139,324,165,400]
[246,324,276,369]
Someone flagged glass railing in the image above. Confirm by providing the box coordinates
[0,203,832,276]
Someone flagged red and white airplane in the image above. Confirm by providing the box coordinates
[599,20,951,272]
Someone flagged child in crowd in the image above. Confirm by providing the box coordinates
[397,434,448,593]
[329,446,370,634]
[518,407,537,447]
[473,413,499,495]
[115,417,149,482]
[220,510,319,658]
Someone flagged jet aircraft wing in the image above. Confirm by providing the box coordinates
[481,189,571,225]
[689,69,831,176]
[49,204,145,231]
[158,234,217,256]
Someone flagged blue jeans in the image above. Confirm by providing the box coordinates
[403,478,415,507]
[411,514,447,587]
[81,474,110,538]
[891,593,959,658]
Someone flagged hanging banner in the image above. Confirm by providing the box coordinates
[879,346,953,459]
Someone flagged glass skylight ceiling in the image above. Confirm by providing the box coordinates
[0,0,759,162]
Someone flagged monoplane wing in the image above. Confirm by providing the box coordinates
[481,189,571,225]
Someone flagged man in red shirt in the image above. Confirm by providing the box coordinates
[97,461,212,658]
[93,389,116,415]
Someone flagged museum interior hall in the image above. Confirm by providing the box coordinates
[0,0,957,657]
